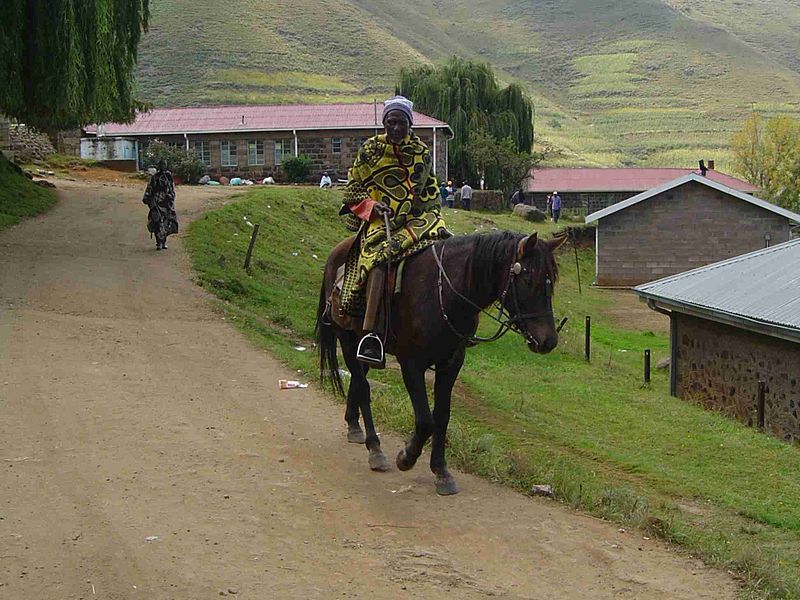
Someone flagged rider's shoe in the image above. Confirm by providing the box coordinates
[356,333,385,368]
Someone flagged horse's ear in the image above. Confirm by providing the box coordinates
[547,234,568,252]
[517,231,538,259]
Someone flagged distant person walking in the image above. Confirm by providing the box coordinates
[460,181,473,211]
[550,190,562,223]
[509,188,522,208]
[142,159,178,250]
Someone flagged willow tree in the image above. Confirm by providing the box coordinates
[397,56,534,184]
[0,0,150,131]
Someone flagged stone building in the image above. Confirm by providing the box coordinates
[81,104,451,181]
[635,239,800,443]
[526,167,758,214]
[586,173,800,287]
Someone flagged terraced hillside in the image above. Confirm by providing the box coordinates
[136,0,800,169]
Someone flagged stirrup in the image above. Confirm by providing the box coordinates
[356,333,385,368]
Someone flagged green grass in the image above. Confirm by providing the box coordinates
[188,186,800,598]
[0,154,57,232]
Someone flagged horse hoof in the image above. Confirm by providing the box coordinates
[369,451,390,472]
[347,427,366,444]
[435,475,459,496]
[396,449,415,472]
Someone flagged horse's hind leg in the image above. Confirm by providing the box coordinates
[396,361,434,472]
[430,349,465,495]
[340,334,389,471]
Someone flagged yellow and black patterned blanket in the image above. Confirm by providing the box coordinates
[339,133,450,315]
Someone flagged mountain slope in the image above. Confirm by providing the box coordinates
[135,0,800,169]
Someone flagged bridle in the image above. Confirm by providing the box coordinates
[431,240,566,348]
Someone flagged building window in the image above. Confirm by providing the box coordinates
[274,138,293,165]
[221,141,237,167]
[248,140,265,166]
[332,137,342,154]
[191,141,211,166]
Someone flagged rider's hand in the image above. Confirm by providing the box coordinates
[371,202,391,219]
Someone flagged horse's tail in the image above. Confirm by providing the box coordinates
[315,278,345,396]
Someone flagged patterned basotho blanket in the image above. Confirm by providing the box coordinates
[339,133,450,315]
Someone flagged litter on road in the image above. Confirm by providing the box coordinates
[278,379,308,389]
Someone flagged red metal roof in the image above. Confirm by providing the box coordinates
[84,104,449,136]
[528,167,759,194]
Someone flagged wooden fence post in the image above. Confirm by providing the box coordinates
[244,224,260,273]
[757,380,766,431]
[584,316,591,362]
[644,349,651,384]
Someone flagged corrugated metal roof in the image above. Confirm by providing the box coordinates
[635,238,800,341]
[528,167,758,194]
[84,104,449,136]
[585,173,800,224]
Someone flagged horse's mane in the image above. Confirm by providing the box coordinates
[446,231,559,291]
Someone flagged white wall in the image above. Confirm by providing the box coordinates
[80,137,136,161]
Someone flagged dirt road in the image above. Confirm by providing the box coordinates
[0,179,738,599]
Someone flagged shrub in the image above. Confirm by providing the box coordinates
[281,155,311,183]
[142,140,206,184]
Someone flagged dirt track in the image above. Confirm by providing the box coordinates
[0,179,739,599]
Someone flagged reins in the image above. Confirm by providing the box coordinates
[431,240,563,347]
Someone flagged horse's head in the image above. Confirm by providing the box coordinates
[503,232,566,354]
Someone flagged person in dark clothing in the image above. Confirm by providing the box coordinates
[439,182,448,206]
[142,160,179,250]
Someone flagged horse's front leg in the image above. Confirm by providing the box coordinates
[430,348,465,495]
[340,334,388,471]
[396,361,434,472]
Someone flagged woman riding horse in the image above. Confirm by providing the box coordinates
[320,96,566,495]
[338,95,450,366]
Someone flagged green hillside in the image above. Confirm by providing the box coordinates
[136,0,800,170]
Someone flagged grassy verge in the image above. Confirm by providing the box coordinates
[187,186,800,598]
[0,153,57,232]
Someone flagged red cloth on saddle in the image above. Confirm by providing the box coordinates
[349,198,377,221]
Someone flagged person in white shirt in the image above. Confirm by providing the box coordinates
[319,172,332,189]
[460,181,473,211]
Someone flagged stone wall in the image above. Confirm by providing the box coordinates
[56,129,82,155]
[0,118,10,155]
[529,191,636,213]
[675,313,800,443]
[596,180,791,286]
[9,123,56,161]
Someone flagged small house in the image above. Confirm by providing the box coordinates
[635,239,800,443]
[585,173,800,287]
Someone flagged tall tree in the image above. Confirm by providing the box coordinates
[0,0,150,131]
[731,114,800,211]
[397,57,534,184]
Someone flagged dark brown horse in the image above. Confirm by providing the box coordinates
[315,230,566,495]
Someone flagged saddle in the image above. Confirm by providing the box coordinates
[326,259,407,333]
